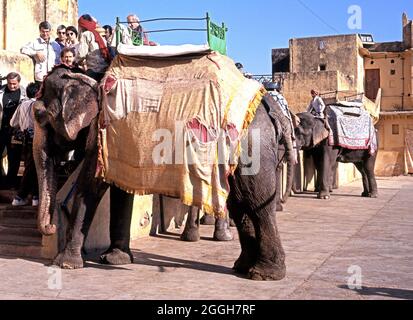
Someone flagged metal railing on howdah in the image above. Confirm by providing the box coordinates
[114,13,228,55]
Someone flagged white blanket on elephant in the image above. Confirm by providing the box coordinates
[97,50,265,217]
[327,104,377,155]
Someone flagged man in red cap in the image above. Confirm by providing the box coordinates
[77,14,112,81]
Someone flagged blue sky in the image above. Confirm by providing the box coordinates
[79,0,412,75]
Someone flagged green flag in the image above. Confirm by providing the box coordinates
[208,20,227,55]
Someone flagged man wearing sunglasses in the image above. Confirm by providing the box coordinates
[55,25,67,48]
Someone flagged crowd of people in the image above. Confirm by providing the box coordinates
[0,13,155,206]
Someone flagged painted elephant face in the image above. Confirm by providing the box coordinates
[34,67,99,142]
[295,112,330,149]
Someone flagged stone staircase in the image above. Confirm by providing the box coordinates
[0,190,44,258]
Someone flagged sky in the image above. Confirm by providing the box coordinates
[79,0,413,75]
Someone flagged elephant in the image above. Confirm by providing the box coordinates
[294,111,378,200]
[33,66,294,280]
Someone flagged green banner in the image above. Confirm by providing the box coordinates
[208,20,227,55]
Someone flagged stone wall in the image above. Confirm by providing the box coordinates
[289,34,361,91]
[0,50,34,86]
[280,70,354,113]
[1,0,78,52]
[375,113,413,176]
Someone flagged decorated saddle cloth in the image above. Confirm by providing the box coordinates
[98,45,265,217]
[327,103,377,155]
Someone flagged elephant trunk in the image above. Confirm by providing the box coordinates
[33,102,58,236]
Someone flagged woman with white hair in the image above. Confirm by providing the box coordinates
[117,13,157,46]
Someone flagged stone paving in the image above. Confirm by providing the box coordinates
[0,176,412,300]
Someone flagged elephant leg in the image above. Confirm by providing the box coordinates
[245,201,286,281]
[365,156,378,198]
[292,151,303,194]
[312,148,330,199]
[327,160,337,193]
[181,206,200,242]
[54,181,108,269]
[316,145,337,200]
[213,213,233,241]
[356,157,378,198]
[100,186,134,265]
[331,161,339,190]
[355,162,370,197]
[228,198,257,274]
[303,150,315,192]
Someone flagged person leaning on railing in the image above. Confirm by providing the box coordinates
[115,14,158,47]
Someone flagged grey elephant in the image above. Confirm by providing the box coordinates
[33,66,294,280]
[294,110,378,200]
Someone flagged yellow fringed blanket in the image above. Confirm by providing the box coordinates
[98,49,265,217]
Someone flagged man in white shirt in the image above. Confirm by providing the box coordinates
[21,21,61,83]
[307,89,326,119]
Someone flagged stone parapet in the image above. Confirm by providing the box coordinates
[0,50,34,86]
[280,70,354,113]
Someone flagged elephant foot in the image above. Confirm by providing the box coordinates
[248,262,286,281]
[100,248,133,265]
[53,251,84,269]
[213,217,233,241]
[317,192,331,200]
[362,191,378,198]
[180,228,200,242]
[276,202,284,212]
[369,192,378,198]
[200,214,216,225]
[213,228,233,241]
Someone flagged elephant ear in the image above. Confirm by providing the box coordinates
[61,74,99,141]
[312,119,330,146]
[63,72,99,91]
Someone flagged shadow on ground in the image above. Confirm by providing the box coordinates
[338,285,413,300]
